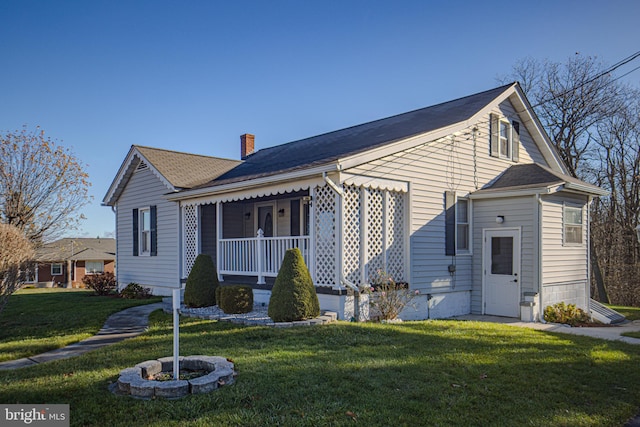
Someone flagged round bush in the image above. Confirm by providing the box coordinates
[268,248,319,322]
[183,254,219,308]
[218,285,253,314]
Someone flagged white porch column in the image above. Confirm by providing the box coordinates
[256,228,265,285]
[216,201,223,282]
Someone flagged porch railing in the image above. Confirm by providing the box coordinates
[219,229,310,284]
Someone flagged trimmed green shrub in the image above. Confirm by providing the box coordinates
[183,254,218,308]
[119,283,152,299]
[218,285,254,314]
[82,272,116,296]
[544,302,590,326]
[268,248,320,322]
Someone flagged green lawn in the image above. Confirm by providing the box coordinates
[0,288,161,362]
[1,304,640,426]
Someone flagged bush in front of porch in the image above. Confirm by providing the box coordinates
[268,248,319,322]
[184,254,219,308]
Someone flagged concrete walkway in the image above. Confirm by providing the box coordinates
[454,314,640,345]
[0,302,163,370]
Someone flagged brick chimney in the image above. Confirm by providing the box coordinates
[240,133,255,159]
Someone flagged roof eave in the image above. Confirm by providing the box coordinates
[470,185,560,200]
[166,162,340,202]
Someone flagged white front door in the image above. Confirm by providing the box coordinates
[483,228,520,317]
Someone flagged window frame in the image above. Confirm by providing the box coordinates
[51,263,63,276]
[139,207,152,256]
[498,119,512,159]
[85,260,104,274]
[563,204,584,245]
[455,197,472,254]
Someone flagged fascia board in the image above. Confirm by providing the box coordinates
[564,182,610,197]
[103,147,177,206]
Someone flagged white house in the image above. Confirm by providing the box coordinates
[103,82,609,321]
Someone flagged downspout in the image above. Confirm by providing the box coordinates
[537,194,545,323]
[112,206,119,289]
[323,172,361,321]
[586,196,593,319]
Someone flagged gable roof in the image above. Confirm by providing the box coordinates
[35,238,116,262]
[103,146,241,205]
[472,163,609,197]
[197,83,516,188]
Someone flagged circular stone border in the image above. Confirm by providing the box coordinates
[112,355,236,399]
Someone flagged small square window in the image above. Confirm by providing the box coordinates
[51,263,63,276]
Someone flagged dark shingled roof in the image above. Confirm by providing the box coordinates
[477,163,605,194]
[196,83,515,189]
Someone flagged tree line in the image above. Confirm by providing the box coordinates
[503,54,640,306]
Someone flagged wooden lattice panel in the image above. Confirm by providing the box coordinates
[314,185,336,286]
[342,185,361,285]
[366,188,385,281]
[386,191,405,282]
[183,204,198,276]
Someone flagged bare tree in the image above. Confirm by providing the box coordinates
[0,223,34,313]
[502,55,640,305]
[591,96,640,305]
[502,54,625,178]
[0,126,91,244]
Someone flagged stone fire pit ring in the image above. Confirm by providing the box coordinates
[114,355,236,399]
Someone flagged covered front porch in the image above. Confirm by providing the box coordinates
[179,175,409,296]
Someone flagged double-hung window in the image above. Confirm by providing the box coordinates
[140,208,151,255]
[133,206,157,256]
[456,198,470,252]
[499,120,511,159]
[564,205,583,245]
[490,113,520,162]
[445,192,471,255]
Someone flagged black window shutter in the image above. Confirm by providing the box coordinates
[150,205,157,256]
[489,113,499,158]
[290,200,300,236]
[512,120,520,162]
[445,191,456,256]
[132,209,139,256]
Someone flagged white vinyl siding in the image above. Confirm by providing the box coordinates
[116,166,180,293]
[348,98,545,298]
[541,194,589,285]
[470,196,536,314]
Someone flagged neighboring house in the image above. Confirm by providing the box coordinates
[26,238,116,288]
[103,82,608,321]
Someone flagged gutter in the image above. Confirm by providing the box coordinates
[323,172,362,321]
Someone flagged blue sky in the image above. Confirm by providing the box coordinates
[1,0,639,238]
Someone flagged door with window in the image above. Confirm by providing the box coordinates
[484,228,520,317]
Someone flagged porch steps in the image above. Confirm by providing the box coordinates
[590,299,626,325]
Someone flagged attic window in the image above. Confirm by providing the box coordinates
[136,161,148,171]
[490,113,520,162]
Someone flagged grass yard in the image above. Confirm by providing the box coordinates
[0,288,161,362]
[1,307,640,426]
